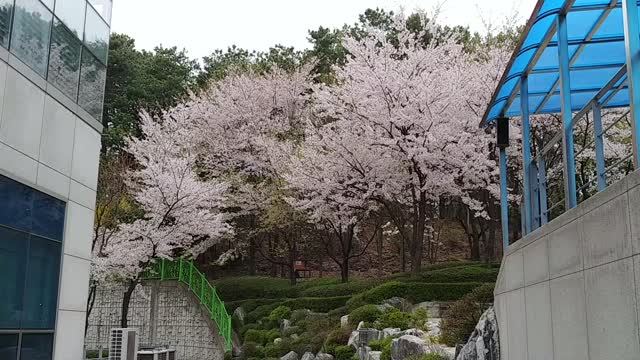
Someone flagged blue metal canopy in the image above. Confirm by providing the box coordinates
[482,0,637,124]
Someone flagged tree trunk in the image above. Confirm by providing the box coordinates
[85,282,97,335]
[120,280,137,328]
[377,224,384,277]
[410,192,428,273]
[248,237,256,276]
[340,260,349,283]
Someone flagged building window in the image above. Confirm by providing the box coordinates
[83,4,108,64]
[88,0,110,24]
[78,47,105,121]
[48,20,82,100]
[0,175,64,360]
[0,0,12,48]
[54,0,86,38]
[10,0,53,77]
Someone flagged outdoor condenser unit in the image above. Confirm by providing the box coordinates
[137,347,175,360]
[109,328,139,360]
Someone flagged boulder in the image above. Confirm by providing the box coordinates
[375,303,395,312]
[357,321,365,330]
[281,351,299,360]
[281,319,293,332]
[391,335,426,360]
[383,297,413,312]
[357,346,372,360]
[456,307,500,360]
[315,353,334,360]
[426,318,442,338]
[274,338,283,345]
[366,351,382,360]
[402,328,426,337]
[290,333,300,340]
[301,352,316,360]
[232,306,246,326]
[382,328,402,338]
[341,314,350,327]
[348,328,382,349]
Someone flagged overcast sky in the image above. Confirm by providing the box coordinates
[111,0,537,61]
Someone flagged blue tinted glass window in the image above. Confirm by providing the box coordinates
[0,334,18,360]
[0,176,33,233]
[0,0,12,48]
[20,334,53,360]
[83,5,108,64]
[48,20,82,101]
[21,237,60,329]
[32,192,65,241]
[10,0,53,77]
[0,227,28,329]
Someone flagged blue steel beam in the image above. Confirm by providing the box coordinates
[592,104,607,190]
[557,13,579,209]
[622,0,640,169]
[521,75,533,234]
[499,148,510,251]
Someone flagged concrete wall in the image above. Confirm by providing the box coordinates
[495,169,640,360]
[0,44,102,360]
[86,281,226,360]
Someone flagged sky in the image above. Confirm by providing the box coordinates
[111,0,537,61]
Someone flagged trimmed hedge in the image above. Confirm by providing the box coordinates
[215,276,296,301]
[299,279,380,297]
[281,296,351,313]
[392,265,499,283]
[349,304,382,327]
[347,282,490,310]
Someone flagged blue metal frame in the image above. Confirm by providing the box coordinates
[521,76,534,234]
[500,148,510,251]
[592,104,607,190]
[623,0,640,168]
[557,13,579,210]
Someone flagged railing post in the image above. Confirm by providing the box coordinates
[538,153,549,225]
[499,147,510,252]
[592,104,607,191]
[623,0,640,169]
[521,75,533,234]
[558,13,578,209]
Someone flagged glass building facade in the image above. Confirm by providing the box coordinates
[0,0,109,359]
[0,0,110,121]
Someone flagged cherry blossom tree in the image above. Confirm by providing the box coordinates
[93,111,232,327]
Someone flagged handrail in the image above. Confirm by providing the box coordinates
[142,258,232,351]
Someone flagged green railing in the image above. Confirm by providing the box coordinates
[142,258,232,351]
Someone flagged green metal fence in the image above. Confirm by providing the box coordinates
[142,258,232,351]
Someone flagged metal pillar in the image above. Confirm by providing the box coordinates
[557,13,578,209]
[538,154,549,225]
[149,280,159,346]
[593,104,607,191]
[499,147,509,251]
[623,0,640,169]
[521,75,533,234]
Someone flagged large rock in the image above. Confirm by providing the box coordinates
[383,297,413,312]
[366,351,382,360]
[281,319,293,332]
[315,353,334,360]
[301,352,316,360]
[426,318,442,338]
[341,315,350,327]
[281,351,299,360]
[456,307,500,360]
[391,335,427,360]
[233,306,246,326]
[382,328,402,338]
[349,329,382,349]
[402,328,426,337]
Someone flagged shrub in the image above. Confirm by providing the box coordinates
[400,265,499,283]
[349,304,382,327]
[247,304,280,324]
[347,282,488,310]
[243,329,280,345]
[282,296,350,312]
[369,337,393,351]
[241,342,265,358]
[263,338,292,358]
[441,283,494,346]
[410,308,429,330]
[300,279,379,297]
[335,345,356,360]
[268,306,292,322]
[215,276,296,301]
[407,354,450,360]
[324,327,352,355]
[374,308,412,330]
[290,309,311,324]
[328,306,349,317]
[226,298,283,314]
[239,323,260,337]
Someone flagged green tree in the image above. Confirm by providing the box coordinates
[102,33,199,152]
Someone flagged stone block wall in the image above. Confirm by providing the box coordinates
[494,169,640,360]
[86,281,225,360]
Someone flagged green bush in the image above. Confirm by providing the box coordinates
[226,298,284,314]
[243,329,280,345]
[263,338,292,358]
[300,279,379,297]
[239,323,261,337]
[241,342,265,358]
[246,304,280,324]
[347,282,488,310]
[369,337,393,351]
[335,345,356,360]
[282,296,350,312]
[215,276,296,301]
[290,309,311,323]
[268,306,292,322]
[324,327,352,355]
[406,354,450,360]
[441,283,494,346]
[328,306,349,317]
[374,308,412,330]
[349,304,382,327]
[410,307,429,330]
[396,265,499,283]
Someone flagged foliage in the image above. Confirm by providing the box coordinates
[348,304,382,327]
[300,279,380,297]
[441,283,494,346]
[347,282,489,310]
[392,264,499,283]
[215,277,297,302]
[374,308,412,330]
[410,308,429,330]
[241,342,265,358]
[369,337,394,351]
[281,296,351,313]
[335,345,356,360]
[239,323,260,338]
[324,327,353,355]
[268,306,292,322]
[407,354,450,360]
[243,329,280,346]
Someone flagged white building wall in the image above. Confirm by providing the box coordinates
[0,45,102,360]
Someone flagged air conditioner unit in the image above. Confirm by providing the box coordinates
[109,328,139,360]
[137,347,175,360]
